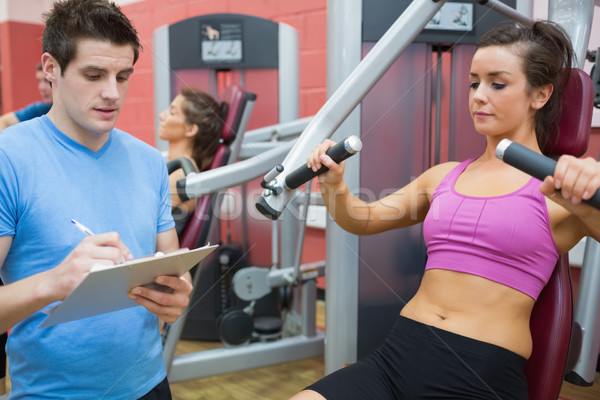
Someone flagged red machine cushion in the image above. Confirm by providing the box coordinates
[526,68,594,400]
[526,255,573,400]
[545,68,594,157]
[219,85,244,144]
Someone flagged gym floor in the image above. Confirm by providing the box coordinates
[560,375,600,400]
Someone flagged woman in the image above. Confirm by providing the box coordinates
[158,88,227,234]
[292,21,600,399]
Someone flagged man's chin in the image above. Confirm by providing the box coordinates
[89,120,118,136]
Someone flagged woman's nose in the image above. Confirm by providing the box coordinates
[472,85,487,103]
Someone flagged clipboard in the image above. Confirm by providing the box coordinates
[40,244,218,328]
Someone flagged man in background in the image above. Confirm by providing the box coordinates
[0,63,52,130]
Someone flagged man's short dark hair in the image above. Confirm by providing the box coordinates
[42,0,141,74]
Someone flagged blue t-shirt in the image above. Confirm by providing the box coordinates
[0,116,175,399]
[13,101,51,122]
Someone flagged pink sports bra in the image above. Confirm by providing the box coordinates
[423,158,560,300]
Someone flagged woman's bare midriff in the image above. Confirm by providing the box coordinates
[400,269,535,359]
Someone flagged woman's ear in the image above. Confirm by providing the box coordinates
[185,123,199,138]
[531,83,554,110]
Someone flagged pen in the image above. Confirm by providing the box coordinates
[71,219,95,236]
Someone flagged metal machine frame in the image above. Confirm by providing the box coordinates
[163,118,325,382]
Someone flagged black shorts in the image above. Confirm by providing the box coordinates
[138,376,172,400]
[0,331,6,380]
[0,279,5,380]
[307,315,528,400]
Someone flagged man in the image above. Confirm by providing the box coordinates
[0,1,192,398]
[0,63,53,130]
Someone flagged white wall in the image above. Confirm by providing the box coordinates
[0,0,53,24]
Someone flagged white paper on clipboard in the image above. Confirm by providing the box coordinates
[39,244,218,328]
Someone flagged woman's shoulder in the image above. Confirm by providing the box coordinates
[427,161,462,175]
[419,161,462,189]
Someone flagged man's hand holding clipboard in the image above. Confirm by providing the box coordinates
[40,244,218,328]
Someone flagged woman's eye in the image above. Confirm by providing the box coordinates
[492,83,506,89]
[469,82,479,89]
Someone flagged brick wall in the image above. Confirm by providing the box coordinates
[0,21,44,114]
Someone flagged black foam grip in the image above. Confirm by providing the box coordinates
[169,157,197,203]
[167,157,197,176]
[500,141,600,209]
[175,179,189,203]
[284,139,357,190]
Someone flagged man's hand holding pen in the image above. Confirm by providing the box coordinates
[47,231,134,302]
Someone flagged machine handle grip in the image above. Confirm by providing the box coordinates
[284,135,363,190]
[167,157,198,203]
[495,139,600,209]
[167,157,197,176]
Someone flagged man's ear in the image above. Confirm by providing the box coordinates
[531,83,554,110]
[41,53,59,85]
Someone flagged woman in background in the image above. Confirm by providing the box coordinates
[158,88,227,234]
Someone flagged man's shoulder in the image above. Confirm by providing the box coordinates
[111,129,164,160]
[0,117,45,148]
[112,129,158,150]
[0,119,47,174]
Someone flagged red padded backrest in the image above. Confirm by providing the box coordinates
[544,69,594,157]
[178,146,228,250]
[219,85,245,145]
[525,68,594,400]
[179,85,246,250]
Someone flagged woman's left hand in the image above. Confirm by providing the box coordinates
[540,155,600,212]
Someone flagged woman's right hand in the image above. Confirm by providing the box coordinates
[306,139,347,188]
